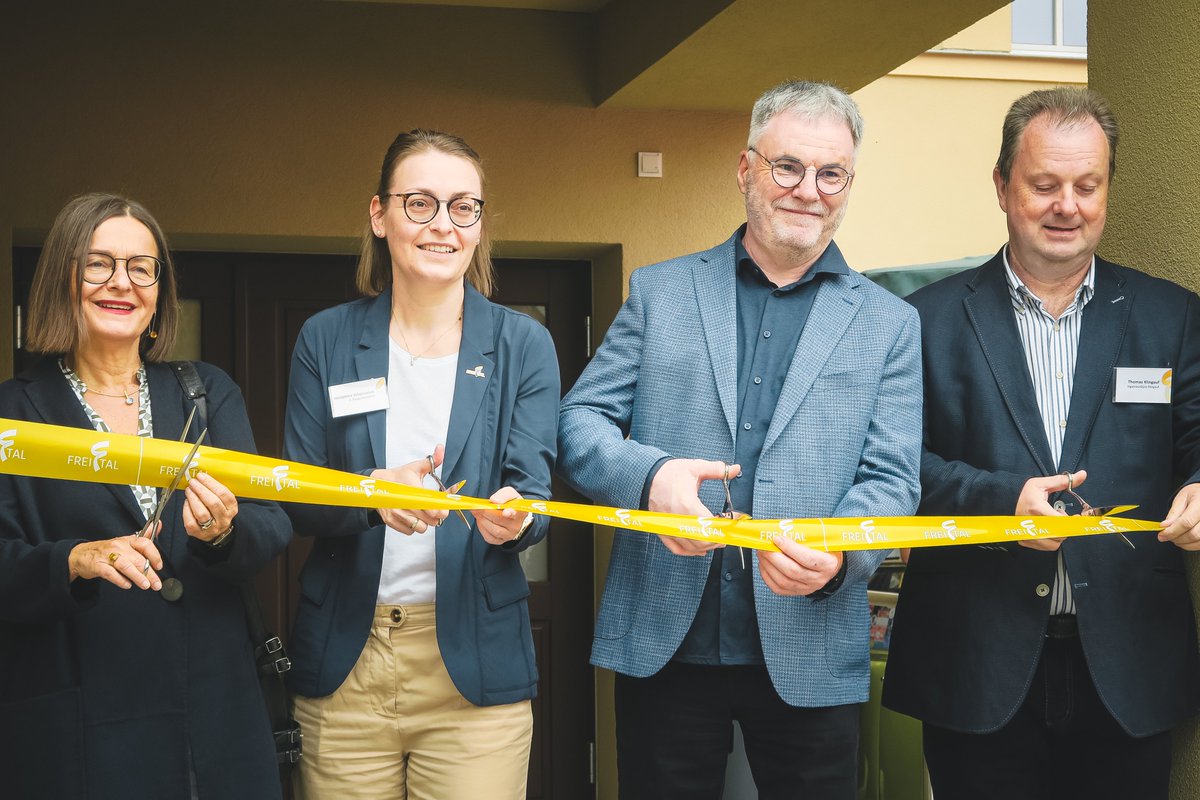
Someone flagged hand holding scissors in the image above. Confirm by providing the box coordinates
[370,444,451,535]
[139,408,208,569]
[66,535,163,591]
[181,471,239,543]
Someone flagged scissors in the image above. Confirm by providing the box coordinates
[139,408,209,571]
[427,454,469,527]
[718,463,750,568]
[1054,471,1136,549]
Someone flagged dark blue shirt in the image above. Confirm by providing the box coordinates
[659,227,850,665]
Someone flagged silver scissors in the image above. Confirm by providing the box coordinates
[427,454,469,527]
[1054,470,1135,549]
[139,407,208,571]
[718,463,749,567]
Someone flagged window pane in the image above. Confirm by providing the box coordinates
[1012,0,1054,45]
[519,540,548,582]
[1063,0,1087,47]
[169,298,202,362]
[506,304,547,326]
[505,303,549,582]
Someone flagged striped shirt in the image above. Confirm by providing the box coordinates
[1003,249,1095,616]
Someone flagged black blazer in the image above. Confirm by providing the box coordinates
[883,251,1200,737]
[0,358,291,799]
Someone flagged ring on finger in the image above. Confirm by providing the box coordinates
[198,517,215,531]
[108,552,119,564]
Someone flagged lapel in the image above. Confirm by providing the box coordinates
[692,236,738,444]
[962,253,1055,474]
[1058,258,1132,472]
[443,285,494,483]
[762,269,862,454]
[354,290,394,469]
[22,357,149,528]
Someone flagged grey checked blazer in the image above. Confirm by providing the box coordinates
[558,231,923,706]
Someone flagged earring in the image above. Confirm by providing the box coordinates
[147,312,158,340]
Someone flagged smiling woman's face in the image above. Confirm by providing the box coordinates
[78,215,159,349]
[370,149,484,291]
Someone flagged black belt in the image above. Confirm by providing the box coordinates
[1045,614,1079,639]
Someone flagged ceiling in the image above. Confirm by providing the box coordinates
[327,0,611,11]
[320,0,1009,110]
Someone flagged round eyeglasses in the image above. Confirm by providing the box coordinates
[81,253,163,287]
[383,192,485,228]
[748,147,854,195]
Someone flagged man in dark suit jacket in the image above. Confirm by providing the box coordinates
[883,87,1200,800]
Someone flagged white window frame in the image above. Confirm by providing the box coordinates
[1011,0,1087,54]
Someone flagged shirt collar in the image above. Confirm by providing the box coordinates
[734,224,849,292]
[1002,246,1095,316]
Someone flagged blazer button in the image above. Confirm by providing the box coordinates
[1035,583,1050,597]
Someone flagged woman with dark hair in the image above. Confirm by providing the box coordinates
[283,130,558,798]
[0,193,291,799]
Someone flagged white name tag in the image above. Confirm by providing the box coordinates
[328,377,390,418]
[1113,367,1172,404]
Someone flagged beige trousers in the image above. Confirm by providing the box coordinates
[292,604,532,800]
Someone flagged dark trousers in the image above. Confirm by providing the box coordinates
[614,661,860,800]
[923,625,1172,800]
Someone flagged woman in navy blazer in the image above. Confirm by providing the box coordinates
[283,129,558,799]
[0,194,290,799]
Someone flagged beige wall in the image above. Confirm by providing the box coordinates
[1089,2,1200,797]
[843,8,1086,270]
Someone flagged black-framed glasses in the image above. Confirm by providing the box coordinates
[81,252,162,287]
[748,147,854,195]
[383,192,485,228]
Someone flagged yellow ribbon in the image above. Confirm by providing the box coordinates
[0,417,1160,552]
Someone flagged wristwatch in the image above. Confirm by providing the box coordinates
[207,524,235,548]
[511,512,535,542]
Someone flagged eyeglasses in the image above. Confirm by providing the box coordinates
[748,147,854,195]
[82,253,163,287]
[383,192,485,228]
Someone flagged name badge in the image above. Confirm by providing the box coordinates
[328,377,389,418]
[1113,367,1172,404]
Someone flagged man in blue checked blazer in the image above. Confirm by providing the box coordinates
[558,80,922,799]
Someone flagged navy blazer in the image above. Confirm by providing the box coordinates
[0,358,290,800]
[884,251,1200,737]
[282,284,559,706]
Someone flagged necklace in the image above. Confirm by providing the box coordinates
[84,385,136,405]
[396,313,463,366]
[65,359,140,405]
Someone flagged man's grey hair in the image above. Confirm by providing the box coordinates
[748,80,864,152]
[996,87,1119,181]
